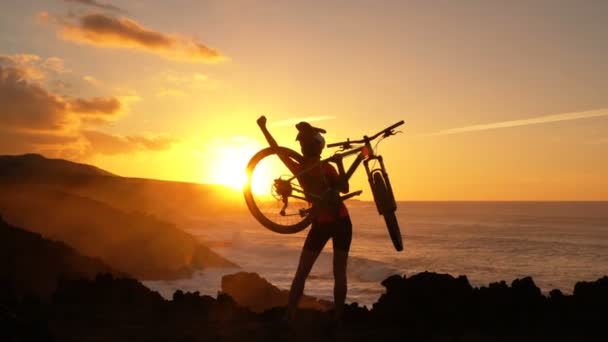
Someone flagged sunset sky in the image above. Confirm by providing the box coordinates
[1,0,607,200]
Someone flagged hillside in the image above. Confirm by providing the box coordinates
[0,154,245,224]
[0,216,121,298]
[0,154,239,280]
[0,185,237,279]
[0,153,114,180]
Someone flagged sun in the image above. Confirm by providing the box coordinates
[204,138,270,194]
[210,157,249,190]
[208,147,255,190]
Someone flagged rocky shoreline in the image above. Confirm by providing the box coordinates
[2,269,606,341]
[2,202,606,341]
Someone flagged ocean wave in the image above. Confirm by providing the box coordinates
[347,255,401,282]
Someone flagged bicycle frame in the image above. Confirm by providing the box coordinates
[244,119,404,243]
[282,121,402,212]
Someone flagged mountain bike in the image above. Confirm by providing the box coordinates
[243,120,405,251]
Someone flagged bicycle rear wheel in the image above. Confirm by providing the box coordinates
[243,147,312,234]
[372,171,404,251]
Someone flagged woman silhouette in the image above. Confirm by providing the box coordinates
[256,115,351,323]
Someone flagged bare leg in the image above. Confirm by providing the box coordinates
[286,248,322,320]
[333,250,349,321]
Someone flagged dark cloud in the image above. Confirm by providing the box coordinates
[64,0,125,13]
[0,65,70,130]
[76,14,171,47]
[82,130,175,155]
[47,13,224,63]
[70,96,121,114]
[0,59,173,158]
[0,65,124,131]
[69,96,122,124]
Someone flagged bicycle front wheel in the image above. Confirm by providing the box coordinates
[372,171,404,251]
[243,147,312,234]
[382,210,403,252]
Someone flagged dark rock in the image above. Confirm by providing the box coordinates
[1,270,607,341]
[221,272,332,313]
[372,271,474,338]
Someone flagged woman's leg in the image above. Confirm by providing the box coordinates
[286,224,329,320]
[332,218,352,321]
[286,249,322,320]
[332,250,349,320]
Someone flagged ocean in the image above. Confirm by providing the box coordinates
[144,201,608,307]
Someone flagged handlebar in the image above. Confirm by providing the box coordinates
[327,120,404,148]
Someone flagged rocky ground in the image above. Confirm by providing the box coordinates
[2,208,607,341]
[2,269,607,341]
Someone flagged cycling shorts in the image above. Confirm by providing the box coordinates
[303,216,352,253]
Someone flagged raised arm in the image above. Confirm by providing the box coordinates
[257,115,300,173]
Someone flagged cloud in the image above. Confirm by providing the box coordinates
[0,54,70,80]
[0,64,125,131]
[64,0,126,14]
[269,116,336,128]
[42,12,224,63]
[68,96,123,124]
[0,54,41,65]
[82,75,101,86]
[153,70,221,96]
[0,60,170,158]
[0,65,71,131]
[41,56,68,74]
[427,108,608,136]
[69,96,121,114]
[81,130,176,155]
[49,79,72,91]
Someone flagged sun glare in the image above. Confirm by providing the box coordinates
[210,156,249,189]
[204,138,270,194]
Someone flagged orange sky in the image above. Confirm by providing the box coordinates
[1,0,607,200]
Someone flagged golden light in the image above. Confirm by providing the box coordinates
[203,137,271,194]
[247,159,271,195]
[202,136,306,198]
[207,148,255,190]
[209,156,248,190]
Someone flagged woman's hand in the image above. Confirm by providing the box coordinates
[257,115,267,128]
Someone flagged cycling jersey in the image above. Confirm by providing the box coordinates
[295,159,349,223]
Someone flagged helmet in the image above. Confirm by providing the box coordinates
[295,121,326,156]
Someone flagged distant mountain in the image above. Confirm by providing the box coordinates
[0,154,239,280]
[0,154,245,224]
[0,153,113,180]
[0,215,121,298]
